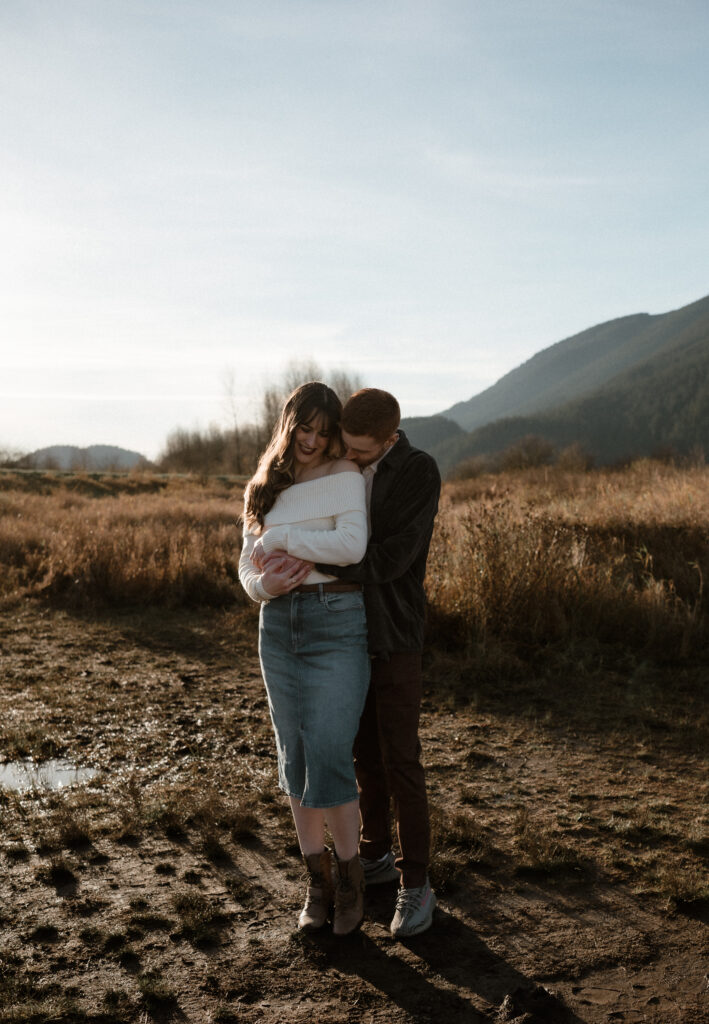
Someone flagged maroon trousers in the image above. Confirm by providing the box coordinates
[353,652,430,889]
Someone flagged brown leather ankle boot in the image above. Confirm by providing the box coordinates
[298,848,334,931]
[333,853,365,936]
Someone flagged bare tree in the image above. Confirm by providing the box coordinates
[157,362,365,477]
[222,367,244,474]
[259,360,321,439]
[0,446,25,468]
[259,360,363,440]
[497,435,555,471]
[327,368,364,404]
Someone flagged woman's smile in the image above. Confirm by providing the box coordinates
[294,416,330,467]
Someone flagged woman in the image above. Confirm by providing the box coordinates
[238,381,369,936]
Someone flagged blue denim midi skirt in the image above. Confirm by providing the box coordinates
[258,588,370,809]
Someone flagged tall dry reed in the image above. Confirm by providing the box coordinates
[427,462,709,662]
[1,465,707,664]
[0,476,247,609]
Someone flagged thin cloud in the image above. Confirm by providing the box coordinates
[425,148,607,195]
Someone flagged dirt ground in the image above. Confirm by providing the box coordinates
[0,603,707,1023]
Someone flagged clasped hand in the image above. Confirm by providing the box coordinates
[251,539,312,596]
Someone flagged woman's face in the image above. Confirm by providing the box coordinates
[292,412,331,469]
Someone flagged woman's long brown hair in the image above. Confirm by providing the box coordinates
[244,381,343,532]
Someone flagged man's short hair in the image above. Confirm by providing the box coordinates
[341,388,401,442]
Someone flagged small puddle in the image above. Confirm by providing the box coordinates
[0,759,98,792]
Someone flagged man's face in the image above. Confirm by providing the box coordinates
[341,430,397,468]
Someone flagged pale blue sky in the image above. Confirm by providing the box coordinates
[1,0,708,459]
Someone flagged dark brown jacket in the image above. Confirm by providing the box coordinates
[317,430,440,657]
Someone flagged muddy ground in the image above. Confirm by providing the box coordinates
[0,603,707,1023]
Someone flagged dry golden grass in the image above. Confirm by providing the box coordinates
[444,459,709,525]
[429,460,708,665]
[1,462,707,671]
[0,471,247,609]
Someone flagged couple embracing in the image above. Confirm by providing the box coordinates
[238,383,440,939]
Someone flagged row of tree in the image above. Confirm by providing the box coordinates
[157,362,362,477]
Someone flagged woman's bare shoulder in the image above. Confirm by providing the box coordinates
[330,458,361,475]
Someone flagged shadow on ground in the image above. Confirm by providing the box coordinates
[293,883,585,1024]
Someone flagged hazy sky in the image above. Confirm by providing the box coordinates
[2,0,708,459]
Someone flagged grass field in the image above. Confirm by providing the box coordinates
[0,462,707,1022]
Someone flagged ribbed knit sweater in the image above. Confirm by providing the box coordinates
[238,469,367,603]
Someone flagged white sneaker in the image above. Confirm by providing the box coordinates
[390,878,436,938]
[360,851,400,886]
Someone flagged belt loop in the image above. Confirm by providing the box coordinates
[318,583,324,603]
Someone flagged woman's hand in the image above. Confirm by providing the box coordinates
[260,553,313,596]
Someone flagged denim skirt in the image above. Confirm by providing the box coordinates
[258,588,369,809]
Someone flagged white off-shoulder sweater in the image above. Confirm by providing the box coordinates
[238,470,367,603]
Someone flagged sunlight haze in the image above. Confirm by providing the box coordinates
[1,0,708,459]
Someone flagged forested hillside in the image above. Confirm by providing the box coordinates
[421,293,709,473]
[432,323,709,472]
[442,293,709,433]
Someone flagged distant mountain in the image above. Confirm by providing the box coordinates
[428,292,709,473]
[442,293,709,433]
[16,445,149,471]
[400,415,463,453]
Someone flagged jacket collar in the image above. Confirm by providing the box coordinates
[376,429,412,474]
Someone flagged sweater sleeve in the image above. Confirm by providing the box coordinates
[261,507,367,565]
[238,530,277,603]
[260,473,368,565]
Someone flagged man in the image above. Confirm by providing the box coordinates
[317,388,441,938]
